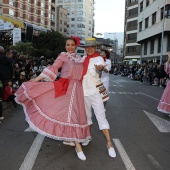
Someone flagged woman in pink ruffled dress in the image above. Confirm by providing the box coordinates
[15,37,91,161]
[157,53,170,115]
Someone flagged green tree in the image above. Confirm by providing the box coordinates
[33,31,66,58]
[9,41,34,56]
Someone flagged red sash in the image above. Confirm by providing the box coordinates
[54,78,70,98]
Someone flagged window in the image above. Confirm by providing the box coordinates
[20,4,23,8]
[140,1,143,12]
[167,34,170,51]
[139,22,142,32]
[158,37,161,53]
[60,20,62,24]
[127,46,136,52]
[146,0,149,7]
[77,24,85,28]
[71,30,74,34]
[71,18,75,21]
[145,17,149,28]
[144,42,147,55]
[130,0,137,3]
[20,13,23,18]
[129,8,138,16]
[150,39,154,54]
[152,12,156,25]
[9,9,14,16]
[128,33,137,40]
[128,20,137,28]
[28,7,30,12]
[41,2,45,8]
[27,15,31,20]
[58,0,63,2]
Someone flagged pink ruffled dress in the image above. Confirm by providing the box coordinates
[157,62,170,114]
[15,52,91,142]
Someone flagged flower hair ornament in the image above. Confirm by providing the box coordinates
[71,36,80,47]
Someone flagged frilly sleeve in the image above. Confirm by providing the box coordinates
[40,53,64,81]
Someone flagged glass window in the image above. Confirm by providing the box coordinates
[144,42,147,55]
[150,39,154,54]
[152,12,156,25]
[145,17,149,28]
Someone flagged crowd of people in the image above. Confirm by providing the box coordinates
[111,63,169,87]
[0,37,170,161]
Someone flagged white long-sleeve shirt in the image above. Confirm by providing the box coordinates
[82,56,104,96]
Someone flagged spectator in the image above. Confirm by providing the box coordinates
[3,80,17,108]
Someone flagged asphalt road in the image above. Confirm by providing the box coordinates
[0,74,170,170]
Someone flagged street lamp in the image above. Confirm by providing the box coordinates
[160,0,166,65]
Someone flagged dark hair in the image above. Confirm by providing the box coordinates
[66,38,76,45]
[101,49,110,59]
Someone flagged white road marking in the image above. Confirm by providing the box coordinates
[108,91,141,95]
[144,110,170,132]
[139,92,159,101]
[19,134,45,170]
[113,139,136,170]
[147,154,163,170]
[24,127,35,132]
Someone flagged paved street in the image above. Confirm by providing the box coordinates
[0,74,170,170]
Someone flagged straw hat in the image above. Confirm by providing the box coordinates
[79,38,101,47]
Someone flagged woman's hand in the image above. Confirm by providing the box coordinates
[29,79,37,82]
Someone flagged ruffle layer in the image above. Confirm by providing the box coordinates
[15,82,91,142]
[157,81,170,114]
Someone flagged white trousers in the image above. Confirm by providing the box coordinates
[84,93,110,130]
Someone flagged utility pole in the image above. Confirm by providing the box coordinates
[160,0,166,65]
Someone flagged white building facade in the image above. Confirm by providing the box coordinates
[137,0,170,64]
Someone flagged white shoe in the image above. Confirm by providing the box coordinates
[63,141,75,146]
[108,147,116,158]
[0,117,4,120]
[75,148,86,161]
[82,138,92,146]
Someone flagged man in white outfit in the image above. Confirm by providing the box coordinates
[80,38,116,158]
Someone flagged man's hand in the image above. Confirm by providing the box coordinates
[94,64,104,71]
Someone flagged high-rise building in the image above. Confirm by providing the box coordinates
[137,0,170,64]
[56,0,95,44]
[123,0,141,64]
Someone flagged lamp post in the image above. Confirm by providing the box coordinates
[160,0,166,65]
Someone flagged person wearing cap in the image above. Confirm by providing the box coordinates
[79,38,116,158]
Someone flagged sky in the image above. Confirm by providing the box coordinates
[94,0,125,34]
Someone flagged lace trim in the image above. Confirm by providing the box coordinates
[66,52,84,63]
[15,83,88,128]
[25,119,91,142]
[67,82,76,123]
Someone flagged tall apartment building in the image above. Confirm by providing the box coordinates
[124,0,141,64]
[56,0,95,44]
[137,0,170,64]
[0,0,51,30]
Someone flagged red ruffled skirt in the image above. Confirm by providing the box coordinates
[15,81,91,142]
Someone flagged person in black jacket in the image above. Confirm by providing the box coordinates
[0,46,13,121]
